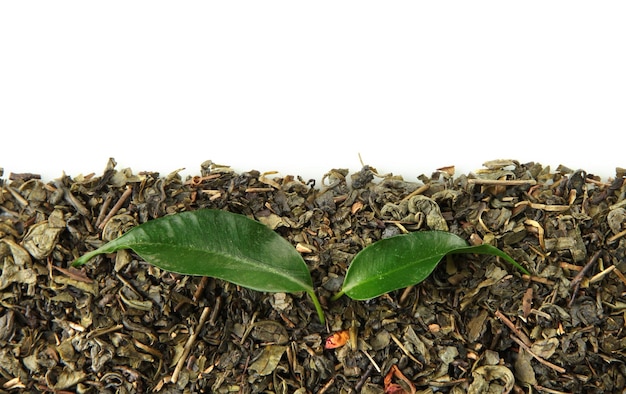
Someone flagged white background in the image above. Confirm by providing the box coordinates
[2,2,625,183]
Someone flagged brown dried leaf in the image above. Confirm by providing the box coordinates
[52,265,94,284]
[324,330,350,349]
[522,287,533,319]
[384,365,416,394]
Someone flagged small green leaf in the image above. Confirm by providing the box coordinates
[72,209,325,323]
[337,231,529,301]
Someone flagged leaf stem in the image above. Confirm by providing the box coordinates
[330,290,345,302]
[308,290,325,324]
[72,249,103,267]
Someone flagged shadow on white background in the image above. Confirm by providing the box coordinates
[2,2,624,182]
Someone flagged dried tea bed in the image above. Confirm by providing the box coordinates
[1,160,625,393]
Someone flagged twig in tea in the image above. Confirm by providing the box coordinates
[354,363,376,392]
[510,335,566,374]
[171,306,211,384]
[54,180,90,216]
[607,228,626,244]
[524,219,546,250]
[193,276,210,303]
[468,178,537,186]
[569,250,602,307]
[5,186,29,207]
[98,186,133,229]
[95,192,114,228]
[317,377,335,394]
[611,266,626,287]
[494,310,531,347]
[389,332,422,367]
[589,265,615,284]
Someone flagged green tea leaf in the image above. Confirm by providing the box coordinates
[72,209,325,323]
[338,231,529,300]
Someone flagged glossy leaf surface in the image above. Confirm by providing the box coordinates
[72,209,324,322]
[339,231,529,300]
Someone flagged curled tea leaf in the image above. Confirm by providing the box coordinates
[22,209,65,260]
[468,365,515,394]
[0,239,36,291]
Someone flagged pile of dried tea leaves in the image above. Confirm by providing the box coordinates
[1,158,626,393]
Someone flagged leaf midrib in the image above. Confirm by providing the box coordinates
[128,240,313,292]
[344,252,444,296]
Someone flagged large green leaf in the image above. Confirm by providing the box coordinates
[337,231,529,300]
[72,209,324,323]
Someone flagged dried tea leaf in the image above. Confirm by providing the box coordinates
[257,213,288,230]
[607,208,626,234]
[56,338,77,367]
[119,292,153,311]
[249,345,288,376]
[251,321,289,345]
[514,348,537,385]
[45,368,87,390]
[403,326,431,365]
[370,330,391,351]
[101,214,137,242]
[22,354,40,373]
[270,292,292,312]
[571,297,601,327]
[1,238,32,267]
[407,195,448,231]
[467,309,489,343]
[361,384,386,394]
[436,346,459,377]
[22,210,65,260]
[460,265,508,310]
[0,239,36,291]
[531,337,559,359]
[0,310,15,343]
[51,265,93,283]
[53,275,98,296]
[468,365,515,394]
